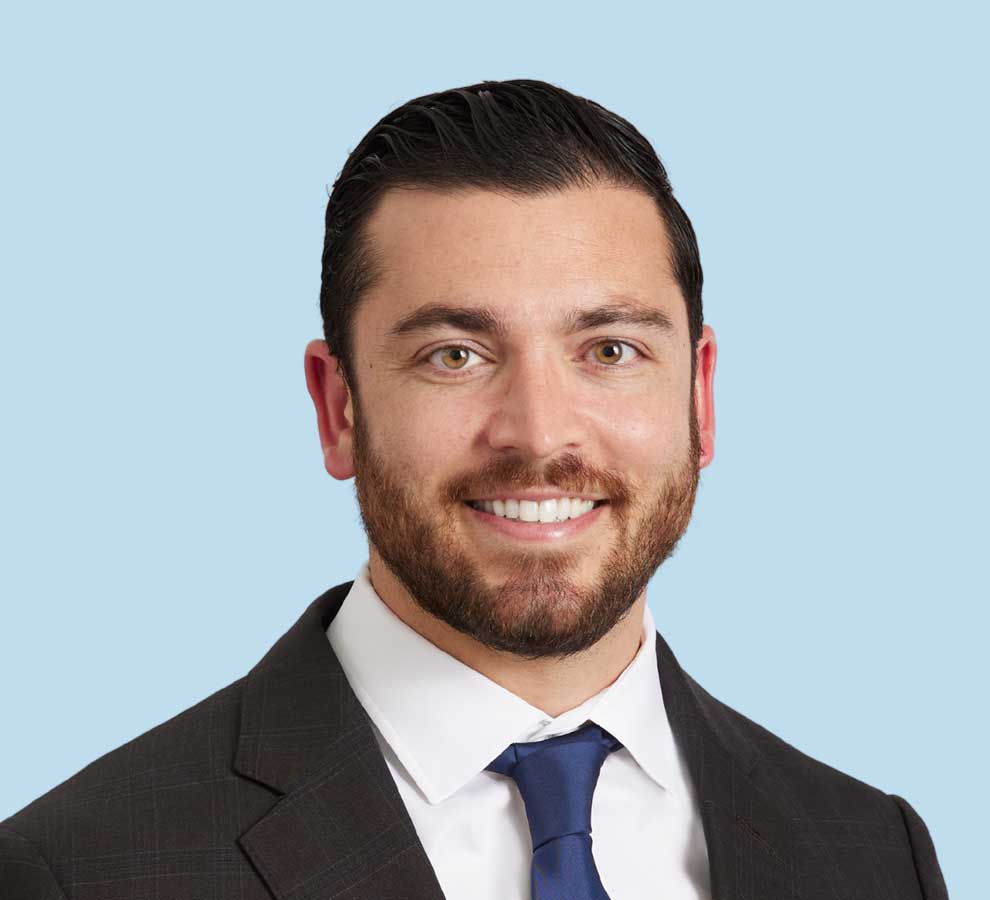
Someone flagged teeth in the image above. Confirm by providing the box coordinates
[469,497,599,522]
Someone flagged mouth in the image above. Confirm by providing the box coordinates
[461,497,609,542]
[463,498,608,522]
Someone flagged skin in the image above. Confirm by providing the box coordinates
[304,182,716,717]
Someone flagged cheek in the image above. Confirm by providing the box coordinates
[376,398,474,478]
[591,396,689,466]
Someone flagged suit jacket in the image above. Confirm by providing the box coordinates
[0,580,949,900]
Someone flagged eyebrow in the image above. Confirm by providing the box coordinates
[385,297,677,341]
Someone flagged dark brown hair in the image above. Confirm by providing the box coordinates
[320,78,703,394]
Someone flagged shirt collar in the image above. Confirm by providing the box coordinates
[326,561,684,805]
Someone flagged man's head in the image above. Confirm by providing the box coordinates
[305,80,716,662]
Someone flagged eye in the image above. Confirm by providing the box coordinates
[424,345,484,373]
[590,340,641,368]
[420,340,643,378]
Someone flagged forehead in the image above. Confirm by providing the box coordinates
[357,183,687,338]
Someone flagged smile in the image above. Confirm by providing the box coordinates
[464,497,607,523]
[463,498,609,542]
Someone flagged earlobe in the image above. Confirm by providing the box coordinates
[303,339,356,480]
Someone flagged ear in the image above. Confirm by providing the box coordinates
[693,325,717,469]
[304,339,356,480]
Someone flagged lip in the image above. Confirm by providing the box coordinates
[463,500,608,542]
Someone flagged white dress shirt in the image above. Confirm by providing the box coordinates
[326,561,712,899]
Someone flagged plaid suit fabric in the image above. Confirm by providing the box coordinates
[1,580,948,899]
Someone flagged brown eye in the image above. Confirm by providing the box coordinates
[429,346,476,370]
[593,341,638,366]
[441,348,468,369]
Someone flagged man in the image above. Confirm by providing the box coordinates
[0,79,947,899]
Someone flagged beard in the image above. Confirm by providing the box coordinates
[349,390,700,662]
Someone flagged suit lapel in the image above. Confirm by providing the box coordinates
[233,581,446,900]
[233,580,799,900]
[655,630,801,898]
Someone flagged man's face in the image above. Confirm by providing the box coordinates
[338,183,712,660]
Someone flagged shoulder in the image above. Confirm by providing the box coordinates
[682,666,936,835]
[688,666,898,799]
[685,672,948,895]
[0,676,272,894]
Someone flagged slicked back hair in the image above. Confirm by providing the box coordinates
[319,78,704,397]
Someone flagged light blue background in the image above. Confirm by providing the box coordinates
[1,2,984,896]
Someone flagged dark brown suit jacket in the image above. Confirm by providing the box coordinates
[1,580,949,899]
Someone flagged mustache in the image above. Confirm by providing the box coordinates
[443,452,631,507]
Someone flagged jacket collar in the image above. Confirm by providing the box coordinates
[234,581,798,899]
[653,625,799,897]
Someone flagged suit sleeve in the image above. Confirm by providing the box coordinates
[888,793,949,900]
[0,827,68,900]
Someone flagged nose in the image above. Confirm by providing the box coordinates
[483,350,586,460]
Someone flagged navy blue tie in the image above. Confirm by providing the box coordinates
[485,721,623,899]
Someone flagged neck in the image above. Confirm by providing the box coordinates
[367,549,647,718]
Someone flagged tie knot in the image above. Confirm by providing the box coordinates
[485,721,623,852]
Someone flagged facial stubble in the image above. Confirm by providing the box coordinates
[349,386,701,661]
